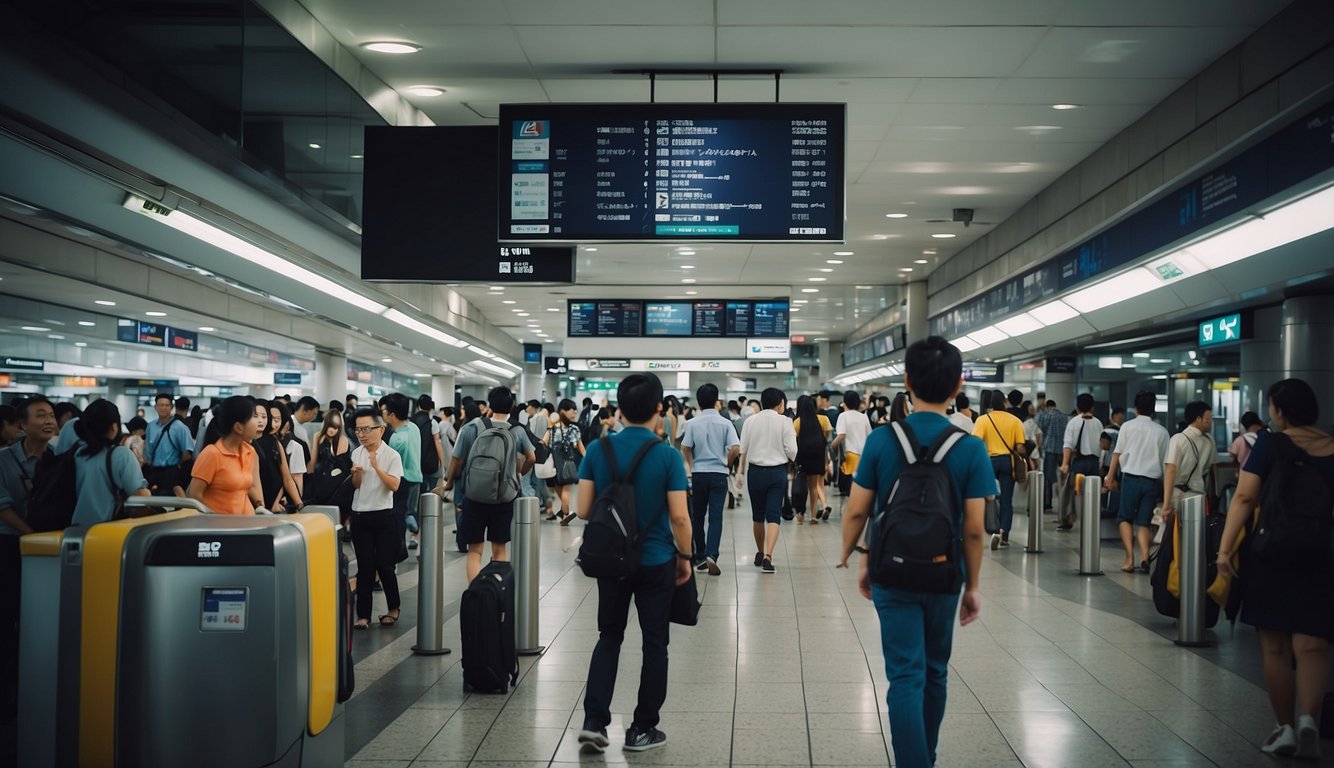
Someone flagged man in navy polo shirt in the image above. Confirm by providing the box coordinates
[839,337,993,768]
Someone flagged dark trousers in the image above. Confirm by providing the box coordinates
[991,456,1015,534]
[1042,452,1061,509]
[691,472,728,562]
[583,561,675,732]
[351,510,401,620]
[0,535,18,723]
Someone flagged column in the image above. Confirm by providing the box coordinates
[905,280,929,345]
[519,372,543,404]
[817,340,844,385]
[1281,296,1334,424]
[1240,306,1282,417]
[431,374,455,411]
[314,350,349,409]
[544,374,562,403]
[1042,373,1076,415]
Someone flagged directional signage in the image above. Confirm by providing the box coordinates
[1198,312,1245,348]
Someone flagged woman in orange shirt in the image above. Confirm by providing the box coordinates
[189,396,266,515]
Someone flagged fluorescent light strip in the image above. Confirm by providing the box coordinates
[994,313,1044,337]
[1062,268,1162,313]
[382,308,466,347]
[472,360,515,377]
[966,326,1008,346]
[124,195,387,314]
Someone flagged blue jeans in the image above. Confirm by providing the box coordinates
[746,464,788,525]
[691,472,728,562]
[990,456,1015,535]
[872,585,961,768]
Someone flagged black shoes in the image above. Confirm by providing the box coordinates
[577,727,609,754]
[624,726,667,752]
[754,551,764,567]
[761,557,775,573]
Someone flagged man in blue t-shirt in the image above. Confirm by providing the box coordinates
[838,337,993,768]
[575,373,692,755]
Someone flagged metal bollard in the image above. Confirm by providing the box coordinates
[1026,470,1044,554]
[512,496,545,656]
[1176,493,1211,647]
[413,493,451,656]
[1077,474,1104,575]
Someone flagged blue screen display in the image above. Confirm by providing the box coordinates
[644,303,693,336]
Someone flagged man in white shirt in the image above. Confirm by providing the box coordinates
[293,396,320,446]
[948,394,975,433]
[738,388,798,574]
[1059,394,1103,529]
[831,391,872,489]
[350,408,405,628]
[1162,401,1215,514]
[1104,391,1171,573]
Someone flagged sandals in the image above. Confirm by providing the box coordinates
[379,611,400,626]
[354,619,370,630]
[560,513,576,526]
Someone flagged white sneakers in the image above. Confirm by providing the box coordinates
[1261,717,1320,759]
[1261,724,1297,756]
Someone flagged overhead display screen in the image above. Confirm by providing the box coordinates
[567,299,788,338]
[644,303,693,336]
[499,103,845,242]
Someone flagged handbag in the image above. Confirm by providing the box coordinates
[553,438,580,485]
[670,572,701,626]
[986,413,1027,483]
[534,453,556,479]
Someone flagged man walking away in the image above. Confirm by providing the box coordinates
[972,392,1026,549]
[1104,391,1170,573]
[1035,400,1069,513]
[575,373,692,754]
[1059,394,1104,529]
[948,394,975,432]
[681,382,739,575]
[739,387,797,573]
[380,393,423,552]
[831,391,872,497]
[838,337,992,768]
[412,395,446,498]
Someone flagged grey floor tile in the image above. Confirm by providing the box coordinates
[472,726,565,762]
[803,681,882,713]
[732,727,812,765]
[808,727,890,765]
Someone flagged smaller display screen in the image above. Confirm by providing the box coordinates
[569,302,597,336]
[167,329,198,352]
[200,587,248,632]
[752,301,789,338]
[596,301,642,336]
[692,302,726,336]
[726,302,753,336]
[644,303,693,336]
[523,343,542,364]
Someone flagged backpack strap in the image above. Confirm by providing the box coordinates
[599,436,620,483]
[624,438,660,481]
[924,426,967,464]
[891,421,923,463]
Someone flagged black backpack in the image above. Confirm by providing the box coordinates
[1249,432,1334,564]
[460,560,519,693]
[25,444,77,532]
[869,422,967,594]
[577,437,661,581]
[410,412,439,475]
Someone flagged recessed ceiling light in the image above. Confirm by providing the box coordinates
[686,290,697,295]
[678,249,696,255]
[914,259,929,264]
[308,143,321,149]
[77,320,96,327]
[94,300,116,306]
[20,326,50,332]
[74,342,87,347]
[546,308,561,312]
[808,277,826,282]
[145,311,167,317]
[511,308,524,312]
[855,285,873,289]
[790,307,801,312]
[885,213,908,219]
[48,334,64,340]
[350,154,364,159]
[801,288,820,293]
[899,267,913,272]
[818,268,834,273]
[681,264,696,269]
[826,259,843,265]
[516,312,530,316]
[362,41,421,54]
[1051,103,1083,110]
[503,300,516,304]
[792,299,808,304]
[931,233,956,239]
[489,285,504,291]
[584,247,598,252]
[404,86,446,97]
[833,251,854,256]
[381,357,393,363]
[682,278,696,284]
[199,326,215,332]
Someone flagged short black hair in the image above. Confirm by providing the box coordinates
[18,395,53,423]
[296,396,320,412]
[1183,400,1211,425]
[904,337,962,405]
[1111,407,1125,418]
[155,393,174,405]
[989,391,1007,411]
[1240,411,1263,429]
[1045,400,1058,410]
[617,373,664,423]
[582,397,592,407]
[346,394,359,403]
[487,386,515,414]
[1133,390,1157,417]
[380,392,411,420]
[760,387,786,411]
[954,393,970,411]
[442,406,456,418]
[417,395,434,411]
[1269,378,1319,426]
[527,399,540,410]
[1008,389,1023,407]
[1076,393,1095,413]
[0,404,18,425]
[843,390,861,409]
[696,383,720,410]
[126,416,148,433]
[328,400,344,413]
[54,402,82,422]
[353,407,383,427]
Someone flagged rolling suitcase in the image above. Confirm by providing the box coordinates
[460,560,519,693]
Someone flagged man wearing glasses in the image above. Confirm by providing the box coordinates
[350,408,404,629]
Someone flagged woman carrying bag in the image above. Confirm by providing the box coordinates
[546,399,586,524]
[72,400,151,527]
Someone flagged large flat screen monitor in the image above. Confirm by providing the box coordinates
[566,299,788,338]
[499,103,845,242]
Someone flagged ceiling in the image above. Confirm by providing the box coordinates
[293,0,1292,346]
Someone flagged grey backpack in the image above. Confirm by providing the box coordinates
[464,417,519,504]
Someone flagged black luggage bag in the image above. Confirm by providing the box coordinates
[460,560,520,693]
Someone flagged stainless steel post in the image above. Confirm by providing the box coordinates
[1026,470,1044,554]
[412,493,450,656]
[1077,474,1103,575]
[1176,493,1210,647]
[513,496,545,655]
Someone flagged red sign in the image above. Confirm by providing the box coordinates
[790,336,806,343]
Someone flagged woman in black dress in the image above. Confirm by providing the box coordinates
[1217,378,1334,759]
[793,395,832,524]
[252,399,303,512]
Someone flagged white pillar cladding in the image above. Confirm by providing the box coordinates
[431,375,455,411]
[1281,296,1334,426]
[314,350,348,409]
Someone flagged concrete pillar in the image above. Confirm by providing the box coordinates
[1241,306,1283,417]
[1281,296,1334,426]
[544,374,561,403]
[905,280,930,345]
[818,341,844,384]
[314,350,349,409]
[106,379,135,422]
[1042,373,1076,415]
[246,384,275,401]
[519,371,543,404]
[431,374,455,411]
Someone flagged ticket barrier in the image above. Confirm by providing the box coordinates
[19,497,352,767]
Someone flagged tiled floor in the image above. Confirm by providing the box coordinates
[343,486,1334,767]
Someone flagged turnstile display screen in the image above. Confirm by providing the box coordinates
[200,587,249,632]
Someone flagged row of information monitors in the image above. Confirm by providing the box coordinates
[568,299,789,338]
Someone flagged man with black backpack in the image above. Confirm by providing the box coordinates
[412,395,446,498]
[442,386,536,583]
[574,373,693,755]
[837,337,993,768]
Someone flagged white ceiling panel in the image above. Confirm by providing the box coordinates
[1015,27,1259,80]
[513,26,716,66]
[504,0,715,26]
[908,78,1003,104]
[716,0,1067,27]
[992,77,1188,105]
[302,0,512,29]
[1053,0,1287,27]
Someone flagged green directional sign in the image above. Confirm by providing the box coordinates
[1198,312,1244,348]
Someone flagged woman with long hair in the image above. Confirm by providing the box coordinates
[544,398,586,524]
[793,394,833,524]
[253,400,303,512]
[72,400,151,526]
[312,409,351,468]
[189,396,266,515]
[1217,378,1334,759]
[890,392,912,423]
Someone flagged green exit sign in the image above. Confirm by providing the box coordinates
[582,380,618,391]
[1198,313,1244,347]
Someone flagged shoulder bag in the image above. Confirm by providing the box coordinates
[987,413,1027,483]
